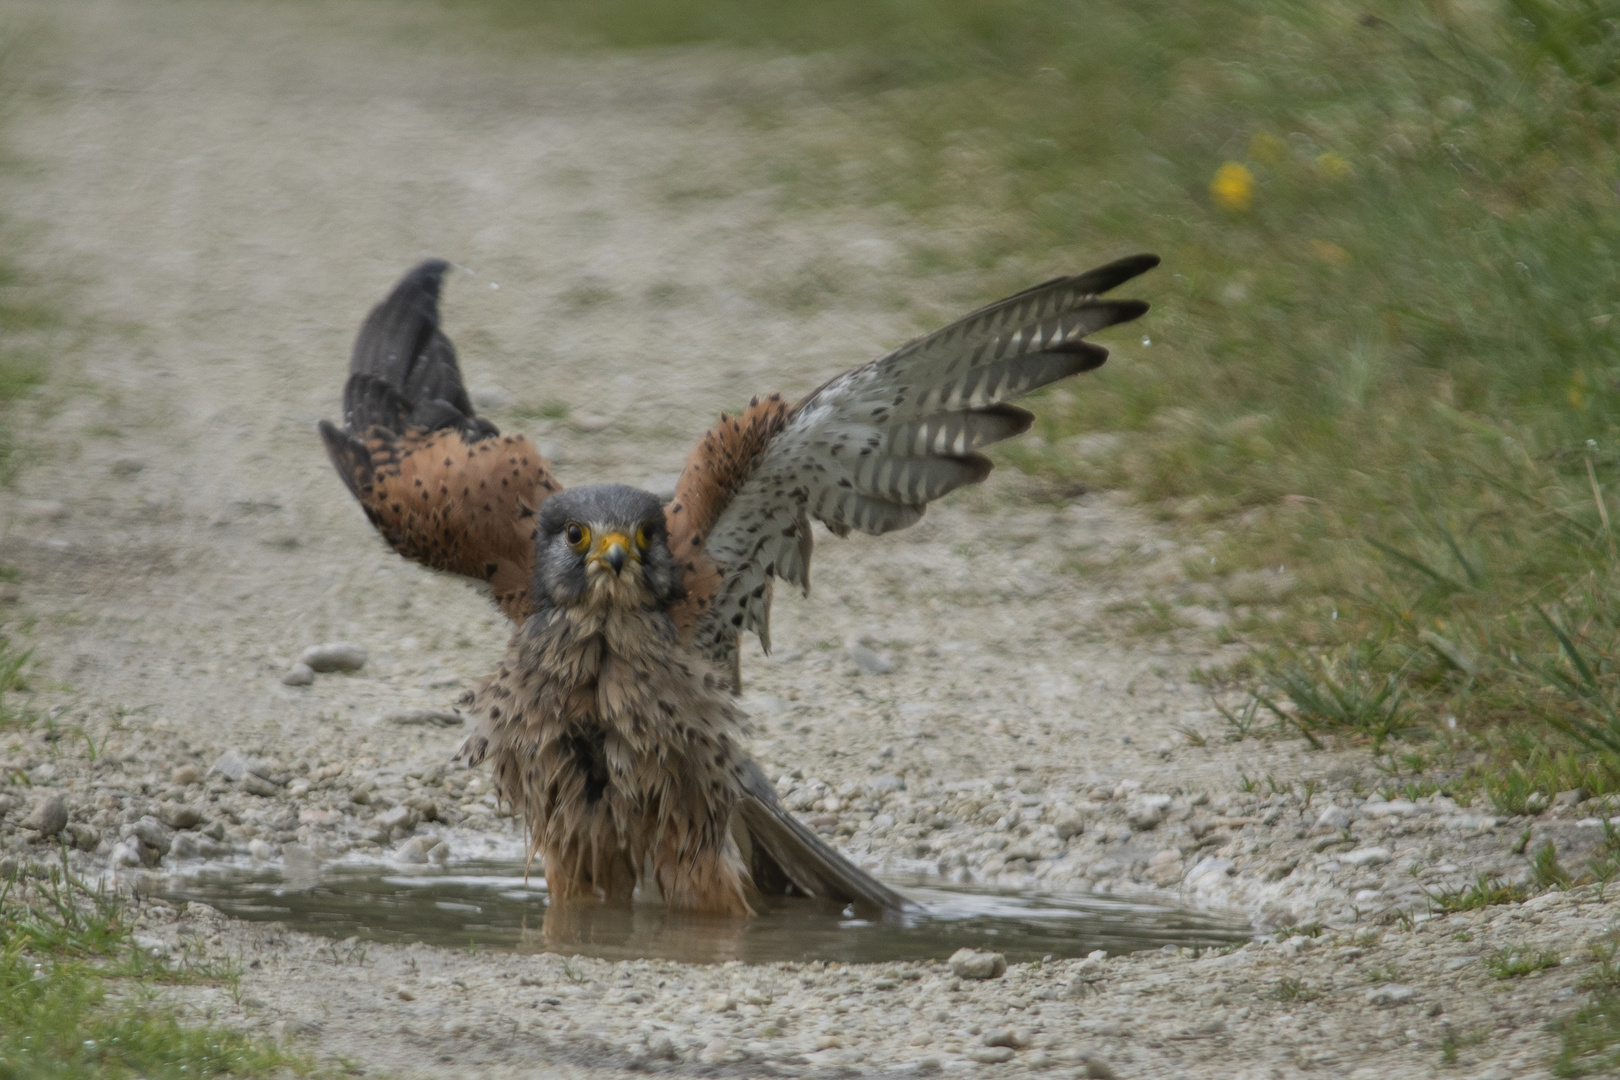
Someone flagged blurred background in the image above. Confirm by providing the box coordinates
[5,0,1620,825]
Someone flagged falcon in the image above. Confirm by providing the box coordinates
[319,254,1158,917]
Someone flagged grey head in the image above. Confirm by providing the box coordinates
[532,484,685,611]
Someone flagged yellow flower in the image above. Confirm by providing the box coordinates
[1248,132,1286,166]
[1315,152,1353,180]
[1210,161,1255,211]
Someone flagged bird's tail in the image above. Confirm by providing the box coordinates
[733,763,911,916]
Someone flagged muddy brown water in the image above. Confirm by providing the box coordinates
[157,860,1251,965]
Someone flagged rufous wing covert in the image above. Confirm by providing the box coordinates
[320,255,1157,915]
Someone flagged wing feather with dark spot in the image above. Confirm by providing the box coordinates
[319,260,561,622]
[674,253,1159,675]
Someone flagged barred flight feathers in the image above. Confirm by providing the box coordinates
[319,260,561,623]
[687,253,1158,674]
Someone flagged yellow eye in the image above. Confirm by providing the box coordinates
[635,524,652,551]
[564,522,590,551]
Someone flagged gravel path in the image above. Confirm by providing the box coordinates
[1,2,1615,1077]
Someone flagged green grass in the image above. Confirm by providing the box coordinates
[0,858,307,1078]
[1485,944,1562,979]
[1425,873,1528,914]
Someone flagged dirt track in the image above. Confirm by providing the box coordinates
[1,3,1613,1078]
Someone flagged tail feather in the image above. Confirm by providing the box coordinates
[734,763,910,915]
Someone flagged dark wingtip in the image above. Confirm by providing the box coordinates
[319,418,371,501]
[1073,253,1160,297]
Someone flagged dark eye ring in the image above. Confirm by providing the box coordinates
[635,524,653,550]
[564,522,589,550]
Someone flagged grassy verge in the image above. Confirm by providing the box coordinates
[0,857,306,1078]
[463,0,1620,804]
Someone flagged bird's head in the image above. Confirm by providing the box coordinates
[532,485,684,612]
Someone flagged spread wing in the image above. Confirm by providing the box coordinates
[672,253,1159,677]
[318,260,561,623]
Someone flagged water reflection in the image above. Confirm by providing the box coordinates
[159,859,1251,964]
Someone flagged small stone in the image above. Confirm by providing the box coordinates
[170,766,201,786]
[21,795,68,838]
[158,803,205,830]
[949,947,1007,980]
[133,933,170,957]
[111,837,145,867]
[0,856,16,881]
[66,823,101,851]
[241,774,280,797]
[470,384,513,410]
[281,663,315,687]
[1341,846,1392,868]
[646,1034,677,1060]
[382,709,460,728]
[1554,788,1588,807]
[846,643,894,675]
[395,836,434,863]
[1056,816,1085,840]
[129,816,173,855]
[704,992,735,1013]
[699,1037,739,1064]
[110,456,146,476]
[1316,804,1351,829]
[375,805,419,836]
[1127,794,1172,830]
[982,1028,1029,1049]
[427,841,451,865]
[249,838,278,861]
[968,1046,1015,1064]
[570,413,612,433]
[1366,984,1416,1005]
[298,642,367,673]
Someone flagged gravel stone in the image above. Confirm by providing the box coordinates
[1367,984,1416,1005]
[20,795,68,837]
[281,662,315,686]
[1341,846,1393,868]
[949,948,1007,980]
[129,815,173,855]
[968,1046,1015,1064]
[158,803,205,830]
[1316,804,1351,829]
[382,709,461,727]
[241,774,281,797]
[298,642,368,673]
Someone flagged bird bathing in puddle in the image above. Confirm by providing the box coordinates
[318,254,1158,932]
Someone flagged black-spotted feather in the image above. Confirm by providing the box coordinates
[690,253,1159,673]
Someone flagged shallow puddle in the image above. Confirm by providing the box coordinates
[158,859,1251,964]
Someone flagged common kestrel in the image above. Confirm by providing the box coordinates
[320,255,1157,916]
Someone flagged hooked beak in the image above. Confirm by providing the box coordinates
[589,532,633,575]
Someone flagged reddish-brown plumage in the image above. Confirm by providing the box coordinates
[341,427,559,623]
[664,394,790,642]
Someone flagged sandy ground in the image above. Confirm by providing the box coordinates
[1,2,1616,1078]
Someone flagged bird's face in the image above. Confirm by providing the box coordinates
[532,485,684,612]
